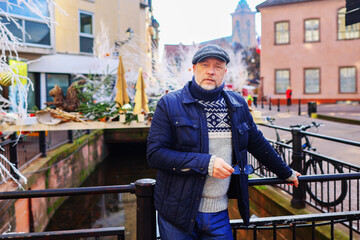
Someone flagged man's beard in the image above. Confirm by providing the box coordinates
[199,81,217,91]
[200,84,216,91]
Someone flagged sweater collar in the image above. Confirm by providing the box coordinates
[189,77,225,101]
[180,82,243,110]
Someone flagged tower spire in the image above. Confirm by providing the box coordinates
[235,0,251,12]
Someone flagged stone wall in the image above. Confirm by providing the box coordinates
[0,130,109,233]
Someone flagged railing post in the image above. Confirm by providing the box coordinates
[277,98,280,112]
[269,97,272,111]
[135,178,156,240]
[261,96,264,109]
[9,133,19,180]
[298,99,301,116]
[39,131,47,157]
[291,128,306,208]
[68,130,73,143]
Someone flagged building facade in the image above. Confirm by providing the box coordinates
[0,0,159,110]
[257,0,360,104]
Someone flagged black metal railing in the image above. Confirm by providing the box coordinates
[231,211,360,240]
[1,176,360,240]
[260,97,306,116]
[0,130,90,184]
[254,122,360,233]
[0,227,125,240]
[0,178,155,240]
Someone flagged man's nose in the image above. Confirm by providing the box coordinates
[207,67,215,75]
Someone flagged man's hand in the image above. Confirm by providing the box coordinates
[212,157,234,179]
[288,171,301,187]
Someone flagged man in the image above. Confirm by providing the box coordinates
[147,44,300,239]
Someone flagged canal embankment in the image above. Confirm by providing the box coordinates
[0,130,109,234]
[0,121,358,239]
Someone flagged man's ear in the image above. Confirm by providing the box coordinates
[193,64,196,73]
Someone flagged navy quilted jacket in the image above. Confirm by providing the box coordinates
[147,81,292,233]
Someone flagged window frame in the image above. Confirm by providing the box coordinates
[274,21,290,45]
[0,0,52,48]
[304,18,320,43]
[274,69,290,94]
[45,73,71,102]
[339,66,357,93]
[337,7,360,40]
[79,10,94,54]
[304,68,321,94]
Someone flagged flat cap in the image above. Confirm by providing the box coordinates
[192,44,230,65]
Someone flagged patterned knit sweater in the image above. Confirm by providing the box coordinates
[188,77,233,213]
[197,97,233,213]
[188,78,297,213]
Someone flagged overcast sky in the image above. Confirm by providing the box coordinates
[152,0,267,48]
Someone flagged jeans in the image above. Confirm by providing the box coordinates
[158,209,233,240]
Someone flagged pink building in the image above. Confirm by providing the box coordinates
[257,0,360,104]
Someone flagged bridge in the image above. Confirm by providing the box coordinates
[0,107,359,239]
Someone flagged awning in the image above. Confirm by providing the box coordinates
[28,53,119,75]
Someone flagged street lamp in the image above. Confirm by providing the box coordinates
[115,27,134,47]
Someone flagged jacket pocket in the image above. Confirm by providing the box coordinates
[173,117,199,150]
[236,122,250,150]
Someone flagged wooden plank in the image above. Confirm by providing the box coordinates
[0,121,150,132]
[0,110,263,132]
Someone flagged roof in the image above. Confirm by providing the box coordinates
[199,36,232,48]
[28,53,119,74]
[256,0,316,11]
[164,44,193,58]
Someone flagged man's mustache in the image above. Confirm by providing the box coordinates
[203,77,215,81]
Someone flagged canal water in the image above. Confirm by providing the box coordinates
[45,142,156,240]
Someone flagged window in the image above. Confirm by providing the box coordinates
[305,69,320,93]
[275,21,289,44]
[305,19,319,42]
[338,8,360,40]
[28,73,36,111]
[0,0,51,46]
[79,11,94,53]
[275,69,290,93]
[339,67,356,93]
[46,74,70,102]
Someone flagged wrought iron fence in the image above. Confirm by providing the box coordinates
[0,130,90,185]
[1,176,360,240]
[252,122,360,233]
[0,227,125,239]
[0,179,155,240]
[231,211,360,240]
